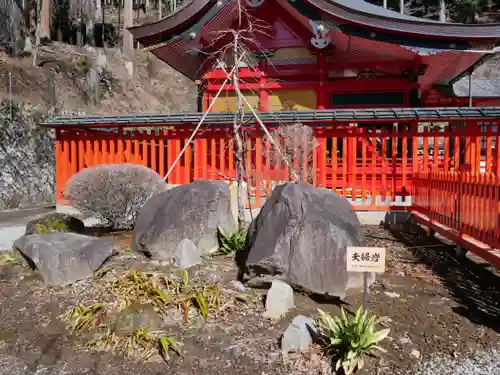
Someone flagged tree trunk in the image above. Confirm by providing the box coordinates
[32,21,40,66]
[232,36,245,231]
[10,0,25,55]
[439,0,446,22]
[40,0,51,39]
[123,0,133,59]
[86,18,94,45]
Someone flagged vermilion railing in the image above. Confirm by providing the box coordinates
[412,171,500,265]
[54,121,500,211]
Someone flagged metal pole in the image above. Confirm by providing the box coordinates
[363,272,368,311]
[468,70,473,107]
[400,0,404,15]
[8,71,12,121]
[383,0,387,8]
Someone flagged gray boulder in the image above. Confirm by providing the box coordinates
[133,180,237,260]
[243,182,373,297]
[13,233,117,285]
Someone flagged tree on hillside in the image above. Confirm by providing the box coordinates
[368,0,497,23]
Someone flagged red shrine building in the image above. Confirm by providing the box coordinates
[129,0,500,111]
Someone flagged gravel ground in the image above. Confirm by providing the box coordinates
[413,348,500,375]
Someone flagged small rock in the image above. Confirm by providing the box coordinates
[410,349,421,359]
[229,280,246,292]
[205,273,219,284]
[174,239,202,269]
[114,303,162,336]
[264,280,294,319]
[396,271,406,277]
[399,336,412,344]
[281,315,316,353]
[384,291,401,298]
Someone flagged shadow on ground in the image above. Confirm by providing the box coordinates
[387,222,500,334]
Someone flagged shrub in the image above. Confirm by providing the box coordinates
[316,307,390,375]
[264,123,319,183]
[65,164,166,229]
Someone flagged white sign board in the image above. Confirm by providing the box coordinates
[346,247,386,273]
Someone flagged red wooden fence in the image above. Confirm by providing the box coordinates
[412,171,500,266]
[55,121,499,211]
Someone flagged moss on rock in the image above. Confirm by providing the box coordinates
[25,213,85,236]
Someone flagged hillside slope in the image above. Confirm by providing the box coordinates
[0,42,197,114]
[0,42,198,210]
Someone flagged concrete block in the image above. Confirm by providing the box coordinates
[174,238,202,269]
[264,279,294,319]
[281,315,316,353]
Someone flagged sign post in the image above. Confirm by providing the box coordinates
[346,247,386,311]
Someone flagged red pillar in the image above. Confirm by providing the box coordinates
[347,126,354,189]
[317,52,327,109]
[55,129,63,203]
[258,60,269,112]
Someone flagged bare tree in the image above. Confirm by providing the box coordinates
[266,123,319,184]
[2,0,24,55]
[202,1,298,228]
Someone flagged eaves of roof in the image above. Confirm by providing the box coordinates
[41,107,500,128]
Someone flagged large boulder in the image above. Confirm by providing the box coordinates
[242,182,373,297]
[132,180,237,260]
[25,213,85,236]
[13,233,117,285]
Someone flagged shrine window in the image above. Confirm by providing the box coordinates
[330,91,406,108]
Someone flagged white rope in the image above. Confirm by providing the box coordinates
[163,53,247,181]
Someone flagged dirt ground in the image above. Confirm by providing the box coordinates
[0,224,499,375]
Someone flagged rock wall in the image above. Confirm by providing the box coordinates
[0,102,55,209]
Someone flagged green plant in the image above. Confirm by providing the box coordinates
[217,226,247,255]
[88,327,182,361]
[0,251,19,265]
[62,303,106,331]
[316,307,390,375]
[109,269,221,324]
[158,334,183,361]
